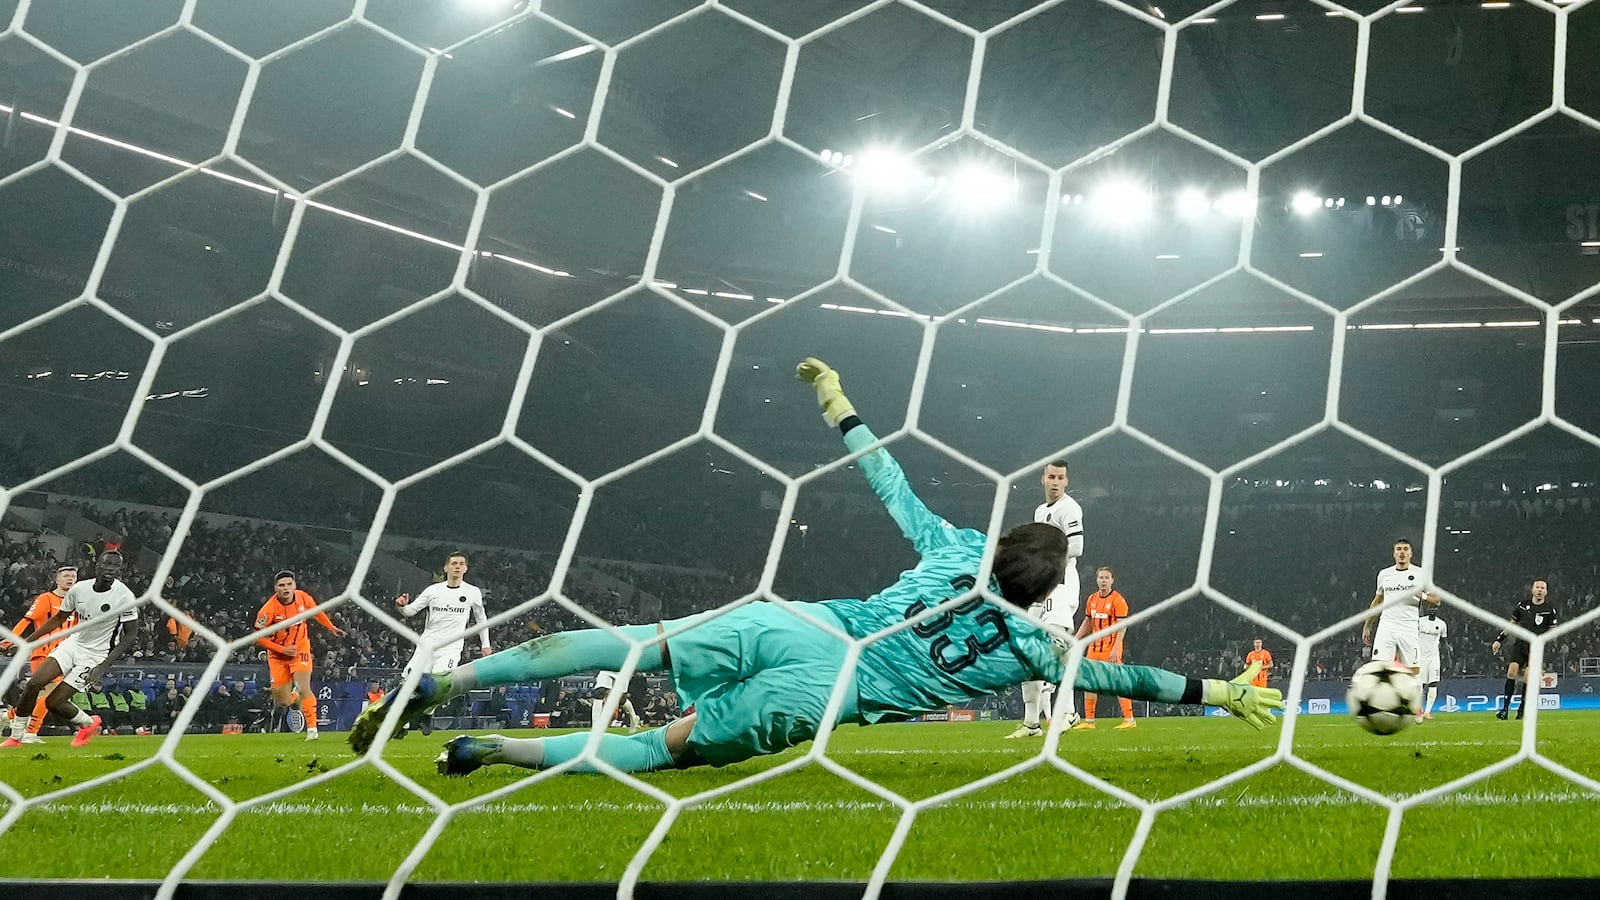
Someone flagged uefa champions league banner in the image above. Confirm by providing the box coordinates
[1268,674,1600,717]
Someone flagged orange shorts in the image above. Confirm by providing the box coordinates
[268,650,313,687]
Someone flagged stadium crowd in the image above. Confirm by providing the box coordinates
[3,472,1598,735]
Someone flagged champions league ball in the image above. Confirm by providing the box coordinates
[1347,660,1422,735]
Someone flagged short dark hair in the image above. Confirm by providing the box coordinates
[1394,538,1412,547]
[446,550,468,564]
[994,523,1070,607]
[1045,459,1069,473]
[100,549,123,561]
[273,569,297,583]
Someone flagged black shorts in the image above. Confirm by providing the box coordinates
[1507,641,1530,668]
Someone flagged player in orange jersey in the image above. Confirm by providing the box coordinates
[1,566,78,743]
[1072,566,1135,730]
[1244,639,1273,689]
[254,570,342,741]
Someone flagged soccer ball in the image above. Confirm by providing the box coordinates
[1347,660,1421,735]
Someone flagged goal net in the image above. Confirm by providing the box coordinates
[1,0,1598,895]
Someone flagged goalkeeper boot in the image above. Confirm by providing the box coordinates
[1003,724,1042,739]
[436,735,501,777]
[349,674,446,754]
[1202,663,1283,731]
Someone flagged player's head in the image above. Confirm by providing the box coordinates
[1531,579,1548,602]
[94,551,123,581]
[55,565,78,592]
[995,523,1071,607]
[1392,539,1413,566]
[1253,638,1263,651]
[273,569,297,601]
[444,551,468,582]
[1040,460,1069,501]
[1095,566,1114,593]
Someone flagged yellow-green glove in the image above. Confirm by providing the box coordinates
[795,357,857,428]
[1200,661,1284,731]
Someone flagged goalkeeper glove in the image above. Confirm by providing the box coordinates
[795,357,857,428]
[1200,662,1284,731]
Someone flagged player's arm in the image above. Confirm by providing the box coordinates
[796,357,953,555]
[87,610,140,687]
[1060,503,1084,561]
[1,615,33,651]
[28,608,72,638]
[395,589,428,618]
[472,599,492,656]
[1073,617,1092,640]
[1361,589,1383,644]
[311,608,344,637]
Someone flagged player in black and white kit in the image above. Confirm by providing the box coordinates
[1006,459,1083,739]
[396,551,491,678]
[395,551,490,735]
[2,551,139,748]
[1417,609,1447,720]
[1361,538,1440,671]
[1491,579,1559,721]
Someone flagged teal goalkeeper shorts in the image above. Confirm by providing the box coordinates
[664,601,860,767]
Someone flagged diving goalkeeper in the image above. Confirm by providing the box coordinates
[348,358,1282,774]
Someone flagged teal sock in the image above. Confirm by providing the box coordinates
[445,626,666,698]
[1074,659,1187,704]
[492,726,675,773]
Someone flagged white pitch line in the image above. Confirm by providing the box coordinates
[35,788,1598,818]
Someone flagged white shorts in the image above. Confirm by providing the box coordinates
[1418,655,1441,685]
[403,642,462,679]
[594,670,620,692]
[49,637,109,691]
[1372,622,1419,667]
[1031,580,1080,631]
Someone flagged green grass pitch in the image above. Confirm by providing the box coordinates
[0,713,1596,883]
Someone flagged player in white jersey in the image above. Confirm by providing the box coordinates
[591,669,642,731]
[396,551,491,679]
[3,551,140,748]
[1361,538,1440,672]
[1416,609,1447,720]
[1006,459,1084,739]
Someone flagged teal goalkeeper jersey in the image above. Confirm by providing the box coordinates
[820,424,1063,723]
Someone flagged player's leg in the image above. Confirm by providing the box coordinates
[266,657,296,732]
[1115,696,1135,729]
[1007,603,1049,739]
[292,660,317,740]
[1007,681,1045,738]
[439,714,693,777]
[1371,624,1398,665]
[1420,656,1440,719]
[352,623,670,753]
[1078,691,1097,729]
[436,603,851,775]
[44,680,101,746]
[23,662,54,740]
[1074,649,1110,729]
[4,657,64,745]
